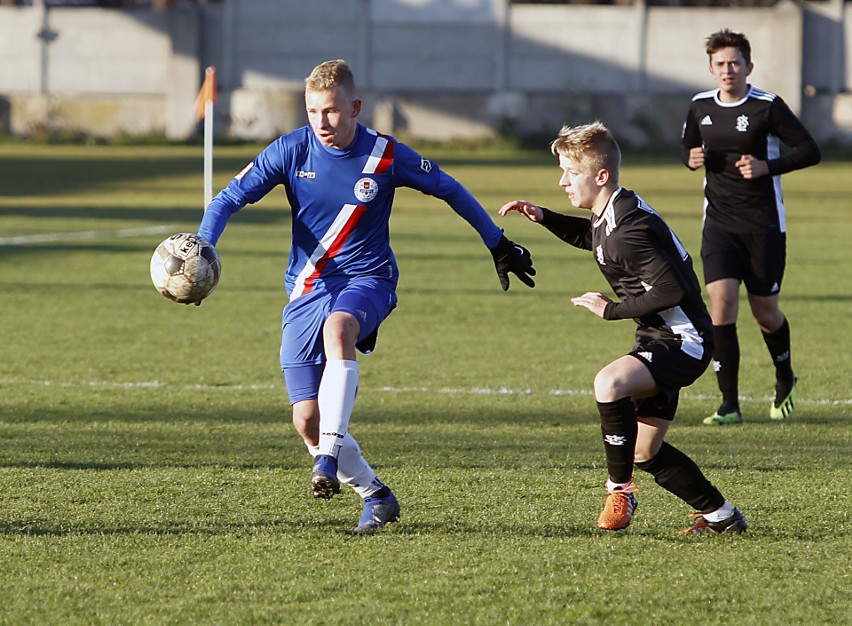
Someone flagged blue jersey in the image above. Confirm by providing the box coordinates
[199,123,502,300]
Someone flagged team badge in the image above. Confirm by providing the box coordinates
[736,115,749,132]
[420,158,432,174]
[354,177,379,203]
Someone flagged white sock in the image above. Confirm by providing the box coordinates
[304,433,383,498]
[606,479,632,492]
[337,433,385,498]
[317,359,359,458]
[704,502,736,522]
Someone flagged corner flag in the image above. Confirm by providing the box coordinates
[194,66,217,120]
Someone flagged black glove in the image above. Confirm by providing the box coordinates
[490,234,536,291]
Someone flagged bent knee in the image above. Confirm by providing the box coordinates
[594,369,624,402]
[291,401,319,445]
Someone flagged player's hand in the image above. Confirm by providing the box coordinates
[570,291,612,318]
[498,200,544,222]
[687,147,705,170]
[490,234,536,291]
[735,154,769,179]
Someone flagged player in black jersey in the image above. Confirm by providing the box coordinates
[499,121,747,534]
[681,29,821,425]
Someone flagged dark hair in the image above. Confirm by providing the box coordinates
[705,29,751,65]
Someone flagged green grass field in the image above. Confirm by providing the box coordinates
[1,143,850,625]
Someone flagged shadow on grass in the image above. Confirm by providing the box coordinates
[0,516,354,537]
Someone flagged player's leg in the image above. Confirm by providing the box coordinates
[593,355,657,530]
[632,349,746,535]
[315,309,361,456]
[702,228,746,425]
[280,294,346,499]
[705,279,742,424]
[285,365,342,499]
[288,371,396,529]
[313,281,393,483]
[635,426,747,534]
[744,230,796,420]
[317,280,400,530]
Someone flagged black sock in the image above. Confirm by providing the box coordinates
[762,317,794,387]
[712,324,740,411]
[597,398,637,485]
[635,442,724,513]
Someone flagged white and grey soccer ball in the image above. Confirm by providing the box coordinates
[150,233,221,305]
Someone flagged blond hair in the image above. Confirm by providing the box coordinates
[550,121,620,183]
[305,59,356,96]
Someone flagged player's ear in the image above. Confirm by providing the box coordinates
[351,98,362,117]
[595,168,610,187]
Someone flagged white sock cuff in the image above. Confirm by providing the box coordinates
[317,360,361,457]
[704,502,736,522]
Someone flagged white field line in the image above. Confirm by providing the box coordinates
[3,378,851,407]
[0,225,174,247]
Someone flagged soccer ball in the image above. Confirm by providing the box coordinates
[150,233,221,305]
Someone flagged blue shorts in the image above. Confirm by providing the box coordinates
[280,277,397,403]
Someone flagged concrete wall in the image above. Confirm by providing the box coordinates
[0,0,849,146]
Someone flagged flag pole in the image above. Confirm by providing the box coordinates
[194,66,217,212]
[203,93,214,210]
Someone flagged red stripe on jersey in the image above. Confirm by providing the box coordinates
[300,204,368,295]
[373,139,394,175]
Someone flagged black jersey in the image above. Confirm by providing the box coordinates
[540,188,713,360]
[681,86,821,233]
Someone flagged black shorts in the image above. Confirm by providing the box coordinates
[628,339,712,421]
[701,227,786,297]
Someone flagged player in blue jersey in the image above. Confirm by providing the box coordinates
[681,29,821,425]
[198,59,535,532]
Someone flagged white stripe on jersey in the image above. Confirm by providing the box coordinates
[692,88,717,102]
[636,194,689,260]
[642,285,704,359]
[749,86,777,102]
[290,203,361,300]
[363,132,389,174]
[663,310,705,360]
[289,130,391,300]
[766,134,787,233]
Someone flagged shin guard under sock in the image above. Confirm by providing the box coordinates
[762,317,794,385]
[597,397,637,485]
[712,324,740,411]
[635,441,724,513]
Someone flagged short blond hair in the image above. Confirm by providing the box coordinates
[305,59,356,96]
[550,121,620,183]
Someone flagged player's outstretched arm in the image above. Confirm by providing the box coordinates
[489,234,536,291]
[498,200,544,222]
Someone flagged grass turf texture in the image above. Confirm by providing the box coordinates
[1,143,850,625]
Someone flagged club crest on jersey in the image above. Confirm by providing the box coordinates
[420,158,432,174]
[595,244,606,265]
[736,115,749,132]
[354,177,379,203]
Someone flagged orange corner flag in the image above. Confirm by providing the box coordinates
[194,66,217,120]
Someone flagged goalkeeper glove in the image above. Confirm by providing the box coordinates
[490,235,536,291]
